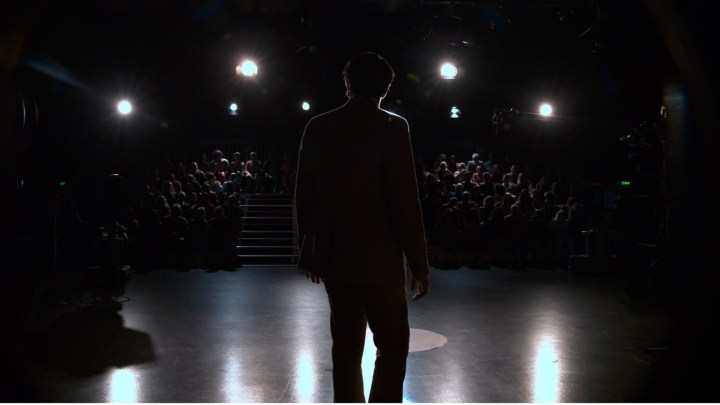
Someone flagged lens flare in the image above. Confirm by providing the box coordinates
[117,100,132,115]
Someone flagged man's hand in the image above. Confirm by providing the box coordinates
[411,274,429,301]
[306,270,322,284]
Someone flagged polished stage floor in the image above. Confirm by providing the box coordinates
[10,264,695,402]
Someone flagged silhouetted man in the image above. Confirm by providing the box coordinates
[294,52,430,403]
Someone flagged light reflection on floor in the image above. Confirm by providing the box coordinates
[532,335,561,403]
[106,367,140,403]
[222,347,246,403]
[293,350,318,403]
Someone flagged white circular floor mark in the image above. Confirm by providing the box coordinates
[409,328,447,352]
[365,328,447,353]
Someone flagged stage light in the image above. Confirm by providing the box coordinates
[440,63,458,80]
[539,103,553,116]
[117,100,132,115]
[236,60,258,77]
[301,101,310,111]
[450,106,460,119]
[229,102,238,115]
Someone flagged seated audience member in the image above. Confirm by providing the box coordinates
[471,166,484,187]
[217,158,230,182]
[232,151,244,167]
[506,164,520,184]
[188,161,205,181]
[448,182,464,201]
[245,152,261,177]
[460,171,474,193]
[435,161,450,181]
[192,192,215,219]
[493,183,507,206]
[478,195,495,223]
[169,173,183,196]
[447,154,459,173]
[490,163,503,184]
[184,174,202,195]
[175,191,193,219]
[432,153,447,174]
[515,188,535,218]
[531,176,548,207]
[467,153,482,173]
[204,172,222,195]
[478,171,494,198]
[159,180,177,205]
[441,172,456,197]
[453,162,467,182]
[222,180,235,199]
[502,173,516,195]
[515,172,530,194]
[500,192,516,216]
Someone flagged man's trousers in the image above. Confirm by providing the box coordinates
[324,281,410,403]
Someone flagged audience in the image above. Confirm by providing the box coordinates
[418,150,599,269]
[77,146,603,272]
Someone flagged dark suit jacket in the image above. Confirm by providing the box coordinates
[294,96,429,285]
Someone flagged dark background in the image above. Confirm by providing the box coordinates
[2,1,719,400]
[5,0,706,181]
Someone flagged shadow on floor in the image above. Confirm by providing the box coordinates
[10,302,157,401]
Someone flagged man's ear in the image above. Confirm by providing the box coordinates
[380,84,391,100]
[344,78,352,98]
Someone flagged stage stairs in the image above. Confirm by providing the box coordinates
[237,193,299,266]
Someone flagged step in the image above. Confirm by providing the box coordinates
[243,223,294,231]
[241,205,293,213]
[242,216,294,225]
[238,254,299,266]
[241,210,293,218]
[245,200,294,206]
[241,201,293,206]
[246,193,294,199]
[241,230,294,239]
[245,200,293,205]
[235,193,298,266]
[240,238,296,246]
[237,246,298,255]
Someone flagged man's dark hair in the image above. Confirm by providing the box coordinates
[343,52,395,98]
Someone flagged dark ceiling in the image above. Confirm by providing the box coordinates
[10,2,673,117]
[2,0,715,181]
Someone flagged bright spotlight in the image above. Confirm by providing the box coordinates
[450,106,461,119]
[539,103,553,116]
[236,60,258,77]
[440,63,458,80]
[301,101,310,111]
[229,102,238,115]
[117,100,132,115]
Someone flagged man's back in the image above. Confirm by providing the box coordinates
[295,95,428,284]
